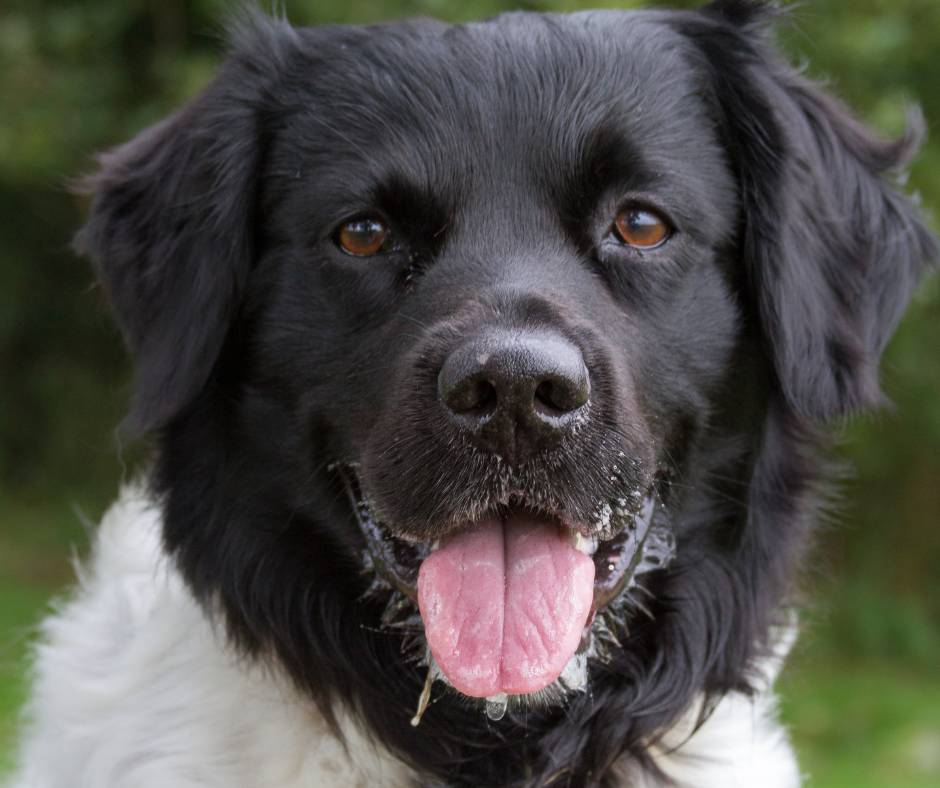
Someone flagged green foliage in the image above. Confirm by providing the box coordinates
[0,1,937,784]
[779,654,940,788]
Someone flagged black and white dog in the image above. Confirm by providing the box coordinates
[10,3,937,786]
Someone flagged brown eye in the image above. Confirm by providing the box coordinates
[336,217,389,256]
[613,207,671,249]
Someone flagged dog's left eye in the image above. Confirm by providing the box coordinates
[335,217,391,256]
[613,207,672,250]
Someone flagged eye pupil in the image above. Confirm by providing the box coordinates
[614,208,670,249]
[337,218,388,256]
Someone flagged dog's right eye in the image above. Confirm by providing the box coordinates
[613,207,671,250]
[335,217,390,256]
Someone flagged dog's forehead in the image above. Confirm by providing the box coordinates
[274,12,721,195]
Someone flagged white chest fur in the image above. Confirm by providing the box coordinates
[7,490,800,788]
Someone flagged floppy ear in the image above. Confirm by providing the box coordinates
[685,1,938,421]
[75,13,297,433]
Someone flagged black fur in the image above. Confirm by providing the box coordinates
[76,3,937,786]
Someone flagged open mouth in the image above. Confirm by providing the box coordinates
[335,465,675,721]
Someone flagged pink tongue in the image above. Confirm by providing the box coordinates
[417,517,595,698]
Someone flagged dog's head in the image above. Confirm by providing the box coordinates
[77,3,936,784]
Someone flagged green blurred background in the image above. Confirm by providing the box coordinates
[0,1,937,785]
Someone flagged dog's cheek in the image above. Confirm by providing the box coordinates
[355,347,450,532]
[238,254,395,441]
[629,264,742,434]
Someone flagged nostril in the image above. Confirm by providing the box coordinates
[534,375,589,417]
[447,378,497,417]
[474,380,498,414]
[534,380,565,416]
[438,374,498,418]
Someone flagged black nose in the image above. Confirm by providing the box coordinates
[438,330,590,464]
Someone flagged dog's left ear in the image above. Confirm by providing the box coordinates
[682,1,938,421]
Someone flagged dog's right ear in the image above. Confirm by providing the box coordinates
[75,12,298,434]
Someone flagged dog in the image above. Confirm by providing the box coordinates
[9,3,937,787]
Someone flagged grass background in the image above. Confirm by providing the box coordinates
[1,1,938,784]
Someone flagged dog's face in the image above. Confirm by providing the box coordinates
[253,12,746,700]
[78,4,936,784]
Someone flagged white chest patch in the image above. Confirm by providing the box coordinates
[6,489,800,788]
